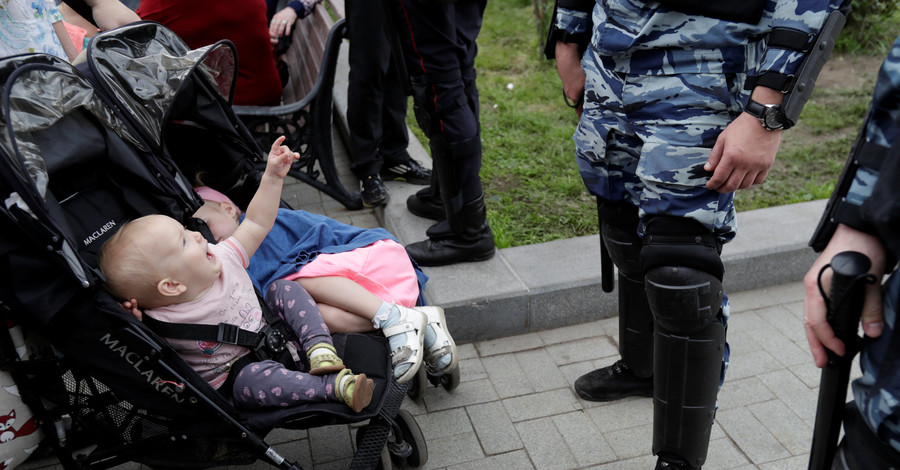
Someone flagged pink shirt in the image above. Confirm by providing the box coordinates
[146,238,265,389]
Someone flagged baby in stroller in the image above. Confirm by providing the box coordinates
[192,186,458,384]
[97,136,375,413]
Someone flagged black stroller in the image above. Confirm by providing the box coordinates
[0,22,425,470]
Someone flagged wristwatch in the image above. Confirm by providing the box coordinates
[744,99,785,131]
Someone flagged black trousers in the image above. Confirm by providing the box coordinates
[390,0,487,206]
[346,0,410,178]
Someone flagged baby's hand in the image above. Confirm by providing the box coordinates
[121,298,142,321]
[267,136,300,179]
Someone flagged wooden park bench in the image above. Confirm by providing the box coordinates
[232,0,362,209]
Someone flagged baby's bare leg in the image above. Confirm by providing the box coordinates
[317,303,376,333]
[295,276,383,320]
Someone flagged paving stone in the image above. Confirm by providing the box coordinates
[466,401,523,454]
[758,369,819,424]
[458,356,488,383]
[747,399,813,455]
[719,376,776,410]
[586,398,653,434]
[480,353,534,398]
[514,348,570,392]
[422,378,499,412]
[475,332,545,357]
[717,406,792,465]
[515,417,580,470]
[538,320,607,346]
[503,388,583,422]
[603,422,654,460]
[757,454,812,470]
[446,450,535,470]
[553,410,617,467]
[415,407,474,440]
[704,436,752,469]
[421,432,485,470]
[544,336,619,366]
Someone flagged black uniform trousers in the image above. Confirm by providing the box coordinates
[346,0,410,178]
[390,0,487,207]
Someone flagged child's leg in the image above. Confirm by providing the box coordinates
[317,303,378,333]
[297,276,426,383]
[266,279,343,375]
[231,360,374,412]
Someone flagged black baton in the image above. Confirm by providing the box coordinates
[808,251,875,470]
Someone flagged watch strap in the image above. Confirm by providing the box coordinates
[743,99,767,119]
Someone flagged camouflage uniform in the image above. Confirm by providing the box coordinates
[840,34,900,459]
[553,1,845,467]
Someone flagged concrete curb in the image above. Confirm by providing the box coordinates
[333,41,824,343]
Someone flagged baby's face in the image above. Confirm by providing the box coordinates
[193,201,239,242]
[143,215,223,292]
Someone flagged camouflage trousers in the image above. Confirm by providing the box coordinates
[574,48,749,243]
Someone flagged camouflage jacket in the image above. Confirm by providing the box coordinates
[555,0,846,76]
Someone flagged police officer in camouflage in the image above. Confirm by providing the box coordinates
[805,34,900,470]
[547,0,848,468]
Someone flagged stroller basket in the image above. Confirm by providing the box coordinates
[0,23,425,469]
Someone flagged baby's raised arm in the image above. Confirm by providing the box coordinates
[232,136,299,257]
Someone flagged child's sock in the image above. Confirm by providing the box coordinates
[307,342,344,375]
[423,325,452,370]
[372,302,412,377]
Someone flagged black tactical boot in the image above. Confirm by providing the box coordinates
[405,196,495,266]
[574,359,653,402]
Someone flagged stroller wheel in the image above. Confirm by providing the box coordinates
[391,408,428,468]
[440,365,460,391]
[406,365,427,401]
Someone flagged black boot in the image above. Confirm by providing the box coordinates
[656,454,699,470]
[407,186,445,221]
[405,196,495,266]
[573,359,653,402]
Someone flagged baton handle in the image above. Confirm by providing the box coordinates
[808,251,872,470]
[827,251,871,348]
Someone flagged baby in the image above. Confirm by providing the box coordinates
[99,137,374,412]
[192,187,457,383]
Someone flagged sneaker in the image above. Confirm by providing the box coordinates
[334,369,374,413]
[573,359,653,402]
[360,175,387,207]
[381,159,431,185]
[307,342,345,376]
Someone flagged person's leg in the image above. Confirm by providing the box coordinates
[265,279,344,375]
[231,360,374,412]
[346,0,390,206]
[296,276,427,383]
[393,0,494,266]
[573,50,654,401]
[628,71,739,470]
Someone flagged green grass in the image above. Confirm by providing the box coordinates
[408,0,898,248]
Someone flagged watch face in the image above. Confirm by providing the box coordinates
[763,106,783,130]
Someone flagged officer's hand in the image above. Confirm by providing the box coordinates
[803,224,886,368]
[704,112,781,193]
[555,42,585,118]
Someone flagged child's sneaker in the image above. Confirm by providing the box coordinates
[335,369,374,413]
[381,305,427,383]
[307,342,345,376]
[419,306,457,374]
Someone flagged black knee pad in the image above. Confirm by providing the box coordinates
[641,215,724,281]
